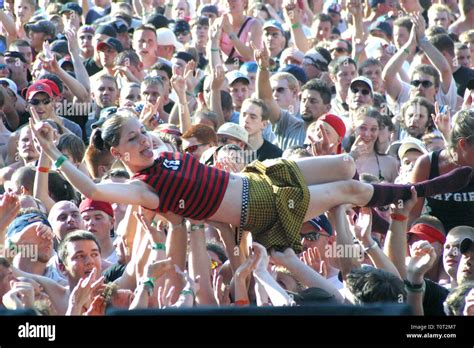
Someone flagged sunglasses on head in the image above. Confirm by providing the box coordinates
[351,87,371,95]
[28,98,52,106]
[184,143,209,153]
[410,80,433,88]
[300,231,328,241]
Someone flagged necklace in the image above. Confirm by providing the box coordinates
[375,154,385,181]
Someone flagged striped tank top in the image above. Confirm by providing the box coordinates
[132,152,230,220]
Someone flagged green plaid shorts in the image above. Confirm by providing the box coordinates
[240,159,310,253]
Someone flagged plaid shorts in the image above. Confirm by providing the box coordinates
[240,159,310,253]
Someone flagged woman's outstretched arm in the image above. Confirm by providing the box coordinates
[29,119,159,208]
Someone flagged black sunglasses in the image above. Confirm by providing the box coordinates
[300,231,328,241]
[411,80,433,89]
[28,98,52,106]
[351,87,371,95]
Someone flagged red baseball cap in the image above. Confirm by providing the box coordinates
[408,223,446,245]
[79,198,114,218]
[36,79,61,97]
[26,81,54,100]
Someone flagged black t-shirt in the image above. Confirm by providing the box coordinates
[164,99,175,114]
[256,139,283,161]
[453,66,474,96]
[84,58,102,76]
[423,278,449,316]
[102,263,126,283]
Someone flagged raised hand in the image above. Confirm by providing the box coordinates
[64,28,79,57]
[144,257,174,280]
[139,98,161,130]
[251,41,270,70]
[350,135,371,159]
[300,247,328,277]
[353,207,373,244]
[252,242,270,273]
[432,102,451,139]
[3,281,35,309]
[270,247,297,266]
[407,240,437,279]
[134,211,166,245]
[210,64,225,90]
[0,192,20,231]
[68,268,105,314]
[212,270,231,305]
[283,0,301,24]
[84,294,107,316]
[235,252,258,279]
[308,124,334,156]
[411,12,426,43]
[29,117,58,157]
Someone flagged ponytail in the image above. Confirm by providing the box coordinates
[92,128,106,151]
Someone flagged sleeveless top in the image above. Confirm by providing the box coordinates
[426,150,474,230]
[220,17,255,63]
[132,152,230,220]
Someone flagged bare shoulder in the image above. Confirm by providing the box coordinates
[411,153,431,182]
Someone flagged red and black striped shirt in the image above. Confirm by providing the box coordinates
[132,152,230,220]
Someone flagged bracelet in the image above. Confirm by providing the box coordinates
[258,65,269,71]
[171,218,186,228]
[54,154,67,169]
[190,224,205,231]
[363,241,378,253]
[291,23,299,29]
[211,47,219,52]
[166,3,173,7]
[180,288,195,300]
[37,166,50,173]
[390,213,408,221]
[404,279,426,293]
[152,242,166,251]
[234,299,250,306]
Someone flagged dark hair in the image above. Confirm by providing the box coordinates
[393,16,413,32]
[182,124,217,145]
[58,230,101,265]
[242,98,270,121]
[134,24,158,37]
[102,168,130,181]
[10,39,31,48]
[412,64,440,88]
[345,267,406,304]
[329,56,356,76]
[220,90,233,113]
[455,42,470,51]
[58,133,86,164]
[400,97,435,134]
[0,257,10,268]
[150,62,172,79]
[316,13,332,24]
[85,132,115,179]
[194,110,219,130]
[358,58,382,75]
[206,243,227,264]
[114,50,141,68]
[301,78,332,105]
[48,172,79,205]
[426,25,447,38]
[351,106,386,155]
[430,34,455,57]
[92,115,130,151]
[11,166,35,194]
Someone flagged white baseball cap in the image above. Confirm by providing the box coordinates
[217,123,253,150]
[398,137,428,159]
[156,28,184,50]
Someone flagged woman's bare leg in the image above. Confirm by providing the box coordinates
[303,180,373,221]
[293,154,356,186]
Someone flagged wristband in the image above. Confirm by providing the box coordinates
[211,47,219,52]
[363,241,378,253]
[180,288,195,301]
[404,279,425,293]
[54,154,67,169]
[171,219,186,228]
[390,213,408,221]
[258,65,269,71]
[291,23,299,29]
[37,166,50,173]
[234,299,250,306]
[152,242,166,251]
[190,224,205,231]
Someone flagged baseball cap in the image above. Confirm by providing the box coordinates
[26,81,54,100]
[217,123,253,150]
[369,20,393,38]
[279,64,308,84]
[25,20,56,37]
[308,214,333,236]
[304,49,329,72]
[0,78,18,94]
[92,106,118,129]
[398,137,428,159]
[226,70,250,86]
[263,19,284,34]
[350,76,374,94]
[240,61,258,74]
[6,212,52,243]
[95,24,117,38]
[328,3,342,13]
[97,37,124,53]
[51,40,69,56]
[460,238,474,254]
[60,2,83,16]
[78,25,95,35]
[280,47,305,65]
[408,223,446,245]
[35,79,60,97]
[111,19,129,34]
[146,14,169,29]
[156,28,184,50]
[174,51,194,63]
[4,51,27,63]
[173,19,190,33]
[200,4,218,16]
[318,113,346,154]
[79,198,114,218]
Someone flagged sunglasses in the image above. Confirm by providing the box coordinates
[331,47,347,53]
[411,80,434,89]
[176,31,190,36]
[184,143,209,153]
[377,205,390,212]
[351,87,371,95]
[300,231,328,241]
[28,98,52,106]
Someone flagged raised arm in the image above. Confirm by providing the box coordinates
[284,0,310,53]
[382,23,417,101]
[0,9,17,39]
[254,42,281,124]
[170,67,191,134]
[65,28,91,96]
[33,152,56,213]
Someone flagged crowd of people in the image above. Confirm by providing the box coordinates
[0,0,473,316]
